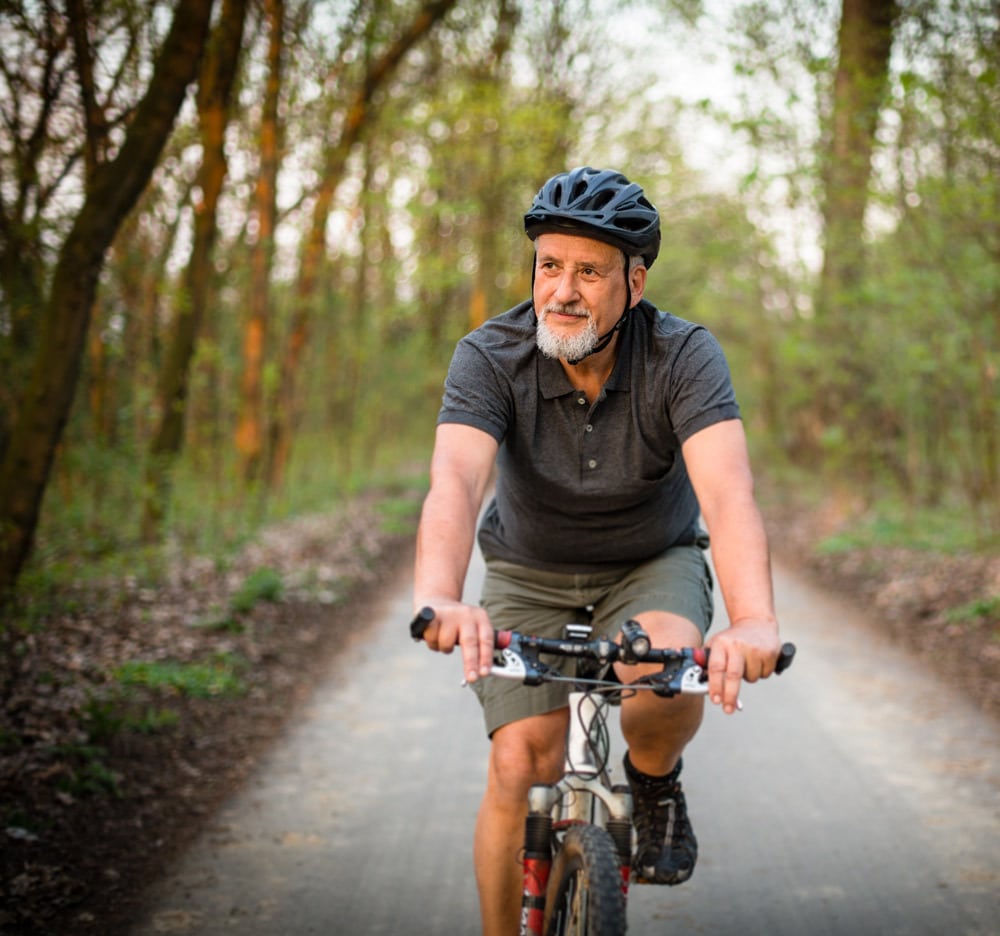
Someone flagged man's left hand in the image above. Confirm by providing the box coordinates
[705,621,781,715]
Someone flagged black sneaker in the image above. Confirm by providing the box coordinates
[624,752,697,885]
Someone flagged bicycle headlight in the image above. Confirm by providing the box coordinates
[621,619,651,661]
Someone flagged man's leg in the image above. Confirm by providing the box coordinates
[473,708,568,936]
[618,611,705,884]
[618,611,705,774]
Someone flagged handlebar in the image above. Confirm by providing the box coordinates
[491,627,794,695]
[409,606,796,697]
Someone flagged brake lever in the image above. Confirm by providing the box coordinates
[489,647,528,681]
[647,661,705,698]
[489,641,553,686]
[460,633,554,688]
[648,661,744,710]
[679,663,709,695]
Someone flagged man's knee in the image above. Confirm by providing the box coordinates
[632,610,703,647]
[487,710,567,799]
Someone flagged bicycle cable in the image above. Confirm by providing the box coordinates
[564,689,614,778]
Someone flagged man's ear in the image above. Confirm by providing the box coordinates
[629,264,647,307]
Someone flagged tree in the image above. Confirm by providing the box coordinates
[235,0,286,485]
[264,0,459,488]
[0,0,216,592]
[816,0,899,318]
[142,0,251,541]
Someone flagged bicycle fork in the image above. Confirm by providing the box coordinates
[520,786,555,936]
[518,782,633,936]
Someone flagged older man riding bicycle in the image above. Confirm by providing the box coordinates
[413,166,784,936]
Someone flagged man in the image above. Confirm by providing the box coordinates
[413,166,782,936]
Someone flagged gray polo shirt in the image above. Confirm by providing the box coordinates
[438,299,741,573]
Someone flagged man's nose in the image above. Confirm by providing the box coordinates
[552,269,579,303]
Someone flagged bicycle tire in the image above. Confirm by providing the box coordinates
[544,824,627,936]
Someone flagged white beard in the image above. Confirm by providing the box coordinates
[536,303,599,361]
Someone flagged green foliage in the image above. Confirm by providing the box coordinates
[946,596,1000,627]
[757,459,990,559]
[130,706,182,733]
[113,655,247,699]
[1,572,79,634]
[189,609,246,634]
[83,696,180,743]
[702,0,1000,550]
[375,496,422,535]
[230,567,284,614]
[4,0,998,605]
[817,497,987,556]
[52,744,123,799]
[82,697,127,744]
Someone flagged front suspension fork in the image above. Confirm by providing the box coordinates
[518,783,633,935]
[520,808,553,936]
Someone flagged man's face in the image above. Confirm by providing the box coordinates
[532,233,638,362]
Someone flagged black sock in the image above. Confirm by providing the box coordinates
[623,751,682,787]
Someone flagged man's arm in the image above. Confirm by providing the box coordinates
[414,422,499,682]
[681,419,780,714]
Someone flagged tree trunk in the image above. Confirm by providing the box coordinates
[817,0,898,319]
[0,0,215,593]
[141,0,249,542]
[265,0,458,489]
[236,0,284,485]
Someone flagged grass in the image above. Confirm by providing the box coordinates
[756,462,994,556]
[815,506,988,555]
[51,743,123,798]
[375,496,422,535]
[186,566,286,633]
[946,595,1000,627]
[229,567,284,614]
[83,696,181,742]
[113,655,247,699]
[16,437,431,600]
[3,444,431,641]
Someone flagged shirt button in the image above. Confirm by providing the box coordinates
[578,397,587,405]
[585,424,593,433]
[588,459,597,469]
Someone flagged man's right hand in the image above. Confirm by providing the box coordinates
[413,601,495,684]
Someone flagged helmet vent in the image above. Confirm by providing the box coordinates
[590,190,614,210]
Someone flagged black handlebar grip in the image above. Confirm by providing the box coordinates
[410,606,435,642]
[775,642,796,674]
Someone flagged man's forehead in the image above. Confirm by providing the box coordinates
[534,232,621,266]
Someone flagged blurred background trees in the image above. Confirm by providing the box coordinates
[1,0,997,594]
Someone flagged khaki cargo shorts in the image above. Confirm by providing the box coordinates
[471,545,714,737]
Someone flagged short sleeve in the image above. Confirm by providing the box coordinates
[668,327,741,442]
[437,338,511,443]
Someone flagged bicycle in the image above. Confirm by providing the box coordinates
[410,607,795,936]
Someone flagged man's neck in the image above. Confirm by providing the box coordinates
[560,335,619,400]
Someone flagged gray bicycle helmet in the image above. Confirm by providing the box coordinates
[524,167,661,268]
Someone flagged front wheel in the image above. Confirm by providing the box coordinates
[544,824,627,936]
